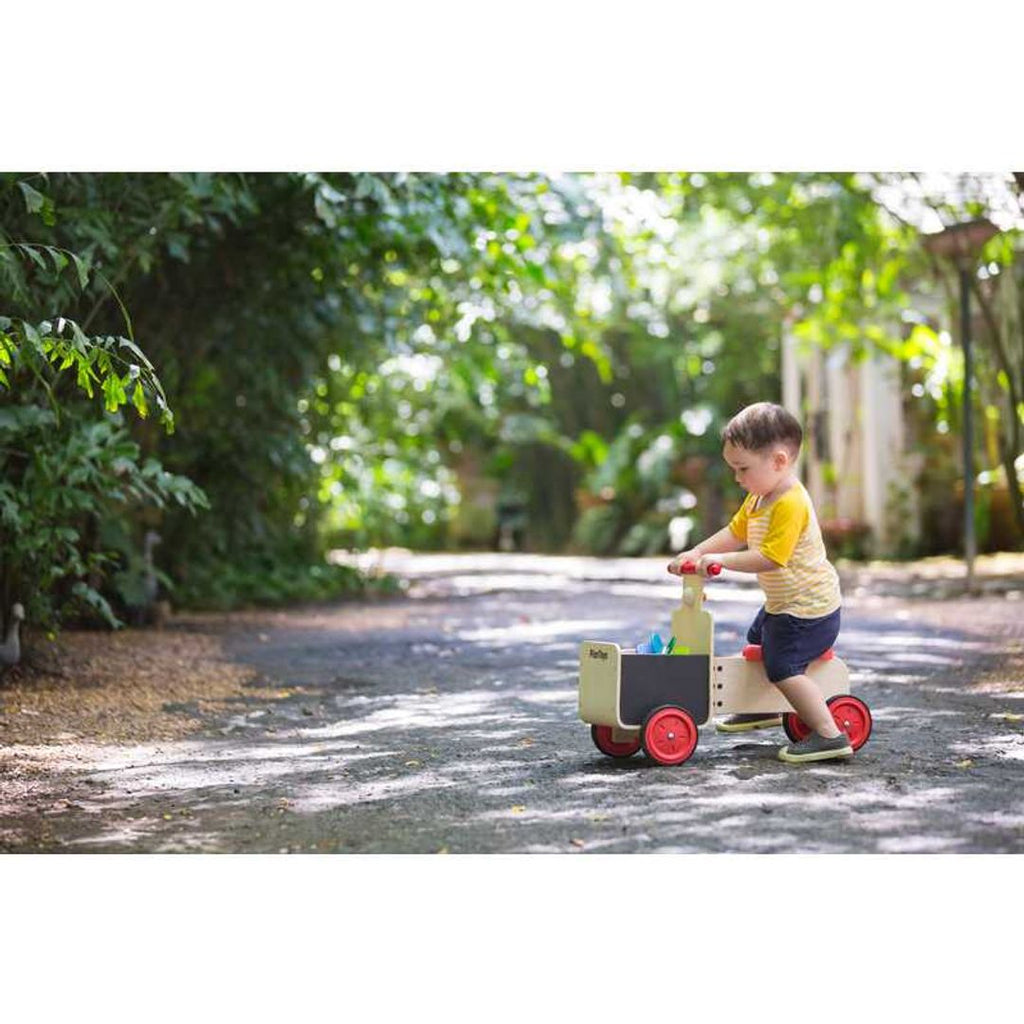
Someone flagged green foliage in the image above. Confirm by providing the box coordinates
[571,504,624,556]
[3,167,1019,625]
[171,551,400,611]
[0,238,174,429]
[1,181,207,629]
[0,407,206,630]
[2,171,615,605]
[570,419,700,555]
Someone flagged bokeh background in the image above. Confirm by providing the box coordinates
[2,171,1022,631]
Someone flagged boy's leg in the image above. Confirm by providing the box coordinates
[763,609,844,738]
[774,672,852,763]
[716,607,782,733]
[773,674,842,738]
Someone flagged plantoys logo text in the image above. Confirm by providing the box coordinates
[587,647,609,660]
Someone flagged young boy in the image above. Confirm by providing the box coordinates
[668,402,852,764]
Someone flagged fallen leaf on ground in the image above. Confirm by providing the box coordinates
[570,838,585,848]
[511,805,526,814]
[990,713,1023,722]
[955,759,974,768]
[405,760,421,767]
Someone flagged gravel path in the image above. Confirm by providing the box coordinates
[2,555,1022,853]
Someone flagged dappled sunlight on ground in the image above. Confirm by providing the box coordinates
[456,618,622,644]
[2,554,1021,853]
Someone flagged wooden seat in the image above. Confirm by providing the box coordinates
[742,644,834,662]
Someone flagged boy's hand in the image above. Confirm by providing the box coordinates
[667,550,701,575]
[696,554,723,577]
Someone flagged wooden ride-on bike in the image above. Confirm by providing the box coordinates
[577,561,872,765]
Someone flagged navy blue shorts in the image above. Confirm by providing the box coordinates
[746,606,841,684]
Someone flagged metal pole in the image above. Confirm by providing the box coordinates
[959,264,976,594]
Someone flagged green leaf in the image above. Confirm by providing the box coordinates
[72,254,91,289]
[77,360,95,398]
[0,484,21,527]
[46,247,69,272]
[69,320,90,353]
[117,336,155,369]
[102,374,127,412]
[19,244,48,271]
[132,383,149,418]
[70,582,122,629]
[0,406,57,432]
[21,320,43,351]
[17,180,45,214]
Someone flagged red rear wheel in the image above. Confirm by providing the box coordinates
[641,706,698,765]
[827,695,873,751]
[591,724,641,759]
[783,712,812,744]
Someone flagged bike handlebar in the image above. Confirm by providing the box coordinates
[678,560,722,576]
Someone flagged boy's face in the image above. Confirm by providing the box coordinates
[723,441,792,497]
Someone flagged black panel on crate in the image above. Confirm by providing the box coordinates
[619,654,710,727]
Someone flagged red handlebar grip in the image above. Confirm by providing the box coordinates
[680,561,722,576]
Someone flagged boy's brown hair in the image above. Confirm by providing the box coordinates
[722,402,803,457]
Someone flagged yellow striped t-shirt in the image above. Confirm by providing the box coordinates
[728,482,841,618]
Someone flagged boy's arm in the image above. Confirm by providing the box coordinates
[708,549,779,574]
[715,490,806,574]
[693,526,746,556]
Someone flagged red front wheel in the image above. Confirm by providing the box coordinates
[827,695,873,750]
[641,706,698,765]
[591,724,642,759]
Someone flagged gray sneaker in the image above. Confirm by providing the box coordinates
[715,713,783,733]
[778,731,854,764]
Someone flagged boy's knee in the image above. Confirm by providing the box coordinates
[768,671,799,686]
[764,655,804,685]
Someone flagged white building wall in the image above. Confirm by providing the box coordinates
[784,329,917,557]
